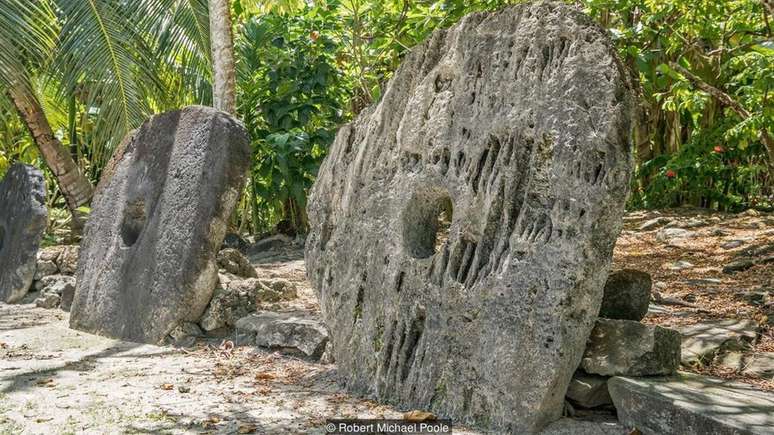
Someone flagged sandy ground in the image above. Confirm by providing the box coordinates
[0,249,483,435]
[0,308,485,434]
[1,209,772,434]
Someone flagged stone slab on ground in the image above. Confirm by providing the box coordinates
[609,373,774,435]
[581,319,681,376]
[676,319,759,365]
[0,164,48,303]
[742,352,774,379]
[305,2,635,432]
[235,311,329,358]
[69,106,251,344]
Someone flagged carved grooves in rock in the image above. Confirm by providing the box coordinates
[395,271,405,293]
[571,150,608,186]
[378,310,427,395]
[353,272,366,325]
[430,131,538,287]
[431,147,451,176]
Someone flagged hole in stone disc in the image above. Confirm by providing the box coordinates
[121,199,147,247]
[402,190,454,259]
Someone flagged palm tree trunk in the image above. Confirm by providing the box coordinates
[208,0,236,114]
[8,86,94,228]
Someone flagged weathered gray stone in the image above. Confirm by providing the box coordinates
[718,351,774,379]
[0,164,48,303]
[736,287,770,306]
[59,282,75,312]
[720,239,745,250]
[259,278,298,300]
[35,274,70,291]
[34,260,58,281]
[37,245,63,263]
[565,372,612,408]
[666,260,694,270]
[638,217,671,231]
[228,278,286,303]
[248,234,293,256]
[222,232,249,252]
[199,282,259,331]
[723,247,774,273]
[677,319,758,365]
[305,2,634,432]
[723,258,756,273]
[319,341,335,364]
[609,374,774,435]
[216,248,257,278]
[198,276,300,332]
[70,106,251,344]
[670,217,707,229]
[656,228,695,246]
[55,245,79,275]
[167,322,203,347]
[35,293,61,309]
[741,352,774,379]
[599,269,651,321]
[581,319,680,376]
[40,274,76,294]
[37,275,76,311]
[235,312,329,358]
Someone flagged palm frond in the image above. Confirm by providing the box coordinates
[241,0,307,15]
[52,0,213,167]
[52,0,156,166]
[0,0,58,91]
[144,0,213,109]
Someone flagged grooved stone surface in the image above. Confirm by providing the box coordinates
[305,2,634,432]
[70,106,250,344]
[0,164,48,303]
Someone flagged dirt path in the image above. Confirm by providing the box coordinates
[0,304,485,434]
[616,209,774,390]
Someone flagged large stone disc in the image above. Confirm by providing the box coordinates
[0,164,48,303]
[305,2,635,432]
[70,106,251,344]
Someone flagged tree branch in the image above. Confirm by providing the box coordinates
[670,63,773,177]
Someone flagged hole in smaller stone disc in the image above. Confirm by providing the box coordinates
[121,199,147,247]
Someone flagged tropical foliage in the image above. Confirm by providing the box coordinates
[0,0,772,237]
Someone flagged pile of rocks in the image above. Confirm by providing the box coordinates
[32,245,79,310]
[197,248,299,333]
[566,269,680,409]
[186,246,332,360]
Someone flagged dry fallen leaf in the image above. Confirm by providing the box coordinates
[160,383,174,390]
[238,423,257,433]
[255,372,275,381]
[403,410,436,421]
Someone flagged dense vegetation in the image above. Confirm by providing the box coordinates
[1,0,772,237]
